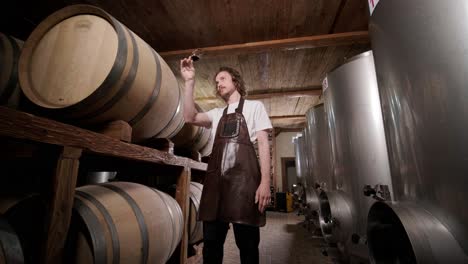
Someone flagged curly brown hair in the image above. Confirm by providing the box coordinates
[214,67,247,97]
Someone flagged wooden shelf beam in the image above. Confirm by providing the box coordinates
[0,106,207,171]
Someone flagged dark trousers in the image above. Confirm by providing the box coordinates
[203,221,260,264]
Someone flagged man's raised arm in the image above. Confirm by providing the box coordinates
[180,58,211,127]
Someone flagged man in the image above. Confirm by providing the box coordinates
[180,58,272,264]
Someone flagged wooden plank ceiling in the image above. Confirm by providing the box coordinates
[0,0,370,129]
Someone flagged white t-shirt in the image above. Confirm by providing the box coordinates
[203,100,272,155]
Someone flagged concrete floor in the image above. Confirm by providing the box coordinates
[188,211,333,264]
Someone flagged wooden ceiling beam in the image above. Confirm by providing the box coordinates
[160,31,369,60]
[270,115,305,120]
[270,116,306,130]
[274,127,303,132]
[196,87,322,102]
[274,127,303,137]
[247,88,322,100]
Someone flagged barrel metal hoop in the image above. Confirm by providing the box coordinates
[128,47,162,126]
[172,192,184,243]
[192,126,206,149]
[101,184,149,264]
[150,189,177,261]
[200,132,213,156]
[73,197,108,264]
[156,85,183,138]
[72,23,139,120]
[0,34,20,104]
[178,103,206,146]
[0,216,24,264]
[76,190,120,264]
[166,108,186,139]
[190,183,203,240]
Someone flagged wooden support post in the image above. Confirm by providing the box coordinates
[42,146,82,264]
[271,129,277,192]
[175,166,191,264]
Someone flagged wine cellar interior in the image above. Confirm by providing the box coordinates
[1,0,468,263]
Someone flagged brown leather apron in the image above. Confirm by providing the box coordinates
[199,98,266,227]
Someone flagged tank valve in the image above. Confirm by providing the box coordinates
[351,233,360,244]
[363,185,376,196]
[323,216,338,228]
[351,233,367,245]
[363,184,391,201]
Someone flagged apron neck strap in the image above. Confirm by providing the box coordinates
[222,97,245,116]
[236,98,245,113]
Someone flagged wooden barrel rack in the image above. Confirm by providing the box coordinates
[0,106,207,264]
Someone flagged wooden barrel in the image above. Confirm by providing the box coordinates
[171,104,211,152]
[171,123,211,152]
[188,182,203,244]
[0,195,46,263]
[18,5,183,142]
[0,33,23,108]
[199,134,213,157]
[68,182,183,264]
[0,215,24,264]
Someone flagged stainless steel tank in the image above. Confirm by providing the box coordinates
[300,128,312,188]
[302,124,313,188]
[319,51,393,259]
[293,134,306,186]
[305,104,334,190]
[368,0,468,262]
[301,104,335,229]
[293,134,311,221]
